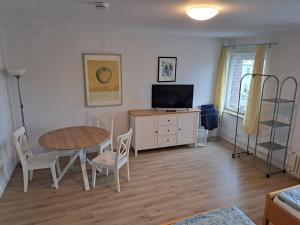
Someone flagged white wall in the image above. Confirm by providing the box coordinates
[222,30,300,165]
[1,25,222,146]
[0,30,18,197]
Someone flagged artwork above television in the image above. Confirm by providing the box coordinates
[152,84,194,110]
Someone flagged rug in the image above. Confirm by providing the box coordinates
[172,207,255,225]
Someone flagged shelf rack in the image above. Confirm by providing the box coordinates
[254,76,297,177]
[233,73,279,158]
[233,74,298,178]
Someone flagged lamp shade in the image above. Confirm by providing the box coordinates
[186,6,218,21]
[7,68,26,76]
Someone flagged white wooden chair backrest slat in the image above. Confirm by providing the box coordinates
[13,127,29,167]
[116,128,132,164]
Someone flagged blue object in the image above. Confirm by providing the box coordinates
[201,109,216,115]
[201,104,214,110]
[202,113,218,131]
[200,104,218,131]
[278,187,300,212]
[173,206,255,225]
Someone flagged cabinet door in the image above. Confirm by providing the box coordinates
[135,116,157,150]
[177,113,197,145]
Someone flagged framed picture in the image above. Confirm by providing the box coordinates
[83,54,122,106]
[158,57,177,82]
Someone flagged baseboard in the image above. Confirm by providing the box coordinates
[0,159,18,198]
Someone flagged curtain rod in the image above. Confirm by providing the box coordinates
[223,42,277,48]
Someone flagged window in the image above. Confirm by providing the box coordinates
[225,53,255,114]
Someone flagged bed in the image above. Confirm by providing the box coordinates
[262,184,300,225]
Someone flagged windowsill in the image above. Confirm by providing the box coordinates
[223,108,245,119]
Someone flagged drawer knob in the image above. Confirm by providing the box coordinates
[179,128,181,131]
[167,130,170,132]
[167,139,169,142]
[155,131,158,133]
[168,120,170,122]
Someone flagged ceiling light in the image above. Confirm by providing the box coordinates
[186,6,218,21]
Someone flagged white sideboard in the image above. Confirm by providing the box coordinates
[129,109,200,156]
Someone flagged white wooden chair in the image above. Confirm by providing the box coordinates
[13,127,61,192]
[92,128,132,192]
[84,112,115,154]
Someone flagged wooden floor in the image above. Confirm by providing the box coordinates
[0,140,298,225]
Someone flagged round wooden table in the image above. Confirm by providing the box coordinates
[39,126,109,191]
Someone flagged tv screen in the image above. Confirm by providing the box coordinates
[152,85,194,109]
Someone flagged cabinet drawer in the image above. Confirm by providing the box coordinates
[157,115,177,126]
[157,135,177,147]
[157,125,177,135]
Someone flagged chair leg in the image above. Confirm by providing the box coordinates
[22,167,29,192]
[56,157,62,177]
[50,165,59,190]
[29,170,33,181]
[126,161,130,181]
[92,165,97,187]
[114,169,120,192]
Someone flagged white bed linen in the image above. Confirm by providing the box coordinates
[274,196,300,219]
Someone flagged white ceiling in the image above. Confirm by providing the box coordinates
[1,0,300,37]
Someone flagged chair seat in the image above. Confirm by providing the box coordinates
[30,145,51,155]
[92,150,128,170]
[27,152,57,169]
[92,151,116,168]
[85,138,112,154]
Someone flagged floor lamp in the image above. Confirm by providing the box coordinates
[7,68,27,131]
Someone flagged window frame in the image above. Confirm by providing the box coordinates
[224,52,256,114]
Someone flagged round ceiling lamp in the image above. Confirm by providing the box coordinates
[186,6,218,21]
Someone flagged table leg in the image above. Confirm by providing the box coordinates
[79,149,90,191]
[57,151,79,183]
[83,155,93,166]
[51,150,80,188]
[82,153,102,173]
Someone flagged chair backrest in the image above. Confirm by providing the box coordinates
[84,112,101,127]
[115,128,132,165]
[84,112,115,146]
[85,113,115,149]
[12,127,29,167]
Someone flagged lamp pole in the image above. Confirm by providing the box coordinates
[7,68,27,168]
[15,75,26,130]
[7,68,27,134]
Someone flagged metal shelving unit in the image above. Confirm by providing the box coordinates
[233,74,298,178]
[254,77,297,177]
[233,73,279,158]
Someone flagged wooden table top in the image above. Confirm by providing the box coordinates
[39,126,109,150]
[129,108,200,117]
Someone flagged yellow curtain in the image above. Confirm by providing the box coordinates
[243,45,266,134]
[214,47,228,113]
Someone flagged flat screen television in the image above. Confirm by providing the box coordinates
[152,84,194,109]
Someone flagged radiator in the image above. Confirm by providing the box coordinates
[288,152,300,179]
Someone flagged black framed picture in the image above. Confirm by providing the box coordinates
[158,57,177,82]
